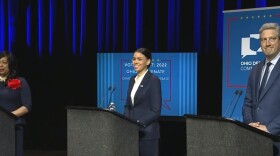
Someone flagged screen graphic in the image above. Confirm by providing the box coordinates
[97,52,197,116]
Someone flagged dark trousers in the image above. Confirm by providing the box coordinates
[274,142,280,156]
[15,125,24,156]
[139,139,159,156]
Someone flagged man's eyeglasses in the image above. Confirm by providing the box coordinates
[260,37,279,43]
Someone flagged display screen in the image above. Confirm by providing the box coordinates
[97,52,197,116]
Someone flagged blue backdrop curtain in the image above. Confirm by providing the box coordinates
[0,0,278,151]
[0,0,275,54]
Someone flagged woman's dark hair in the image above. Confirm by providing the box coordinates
[135,47,152,68]
[0,51,18,79]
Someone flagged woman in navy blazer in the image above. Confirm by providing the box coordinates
[242,23,280,155]
[124,47,162,156]
[0,51,32,156]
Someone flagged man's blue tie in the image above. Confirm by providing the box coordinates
[259,62,272,96]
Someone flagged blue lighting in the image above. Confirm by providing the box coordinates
[255,0,266,7]
[122,0,129,51]
[154,0,159,51]
[136,0,143,48]
[216,0,224,56]
[26,5,31,47]
[112,0,117,50]
[98,0,104,51]
[38,0,43,57]
[49,0,54,55]
[72,0,77,54]
[80,0,86,55]
[0,0,5,50]
[194,0,201,52]
[8,0,14,51]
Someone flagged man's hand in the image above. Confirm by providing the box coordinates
[249,122,268,132]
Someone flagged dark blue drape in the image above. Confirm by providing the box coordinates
[0,0,270,55]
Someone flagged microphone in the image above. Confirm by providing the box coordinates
[223,90,239,118]
[107,86,116,108]
[99,86,112,108]
[229,90,243,118]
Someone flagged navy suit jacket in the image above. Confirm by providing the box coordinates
[243,59,280,135]
[124,71,162,140]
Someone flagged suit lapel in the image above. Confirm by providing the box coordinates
[256,61,265,102]
[128,76,136,93]
[259,59,280,101]
[127,76,136,106]
[133,71,151,105]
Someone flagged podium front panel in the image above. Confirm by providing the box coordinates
[67,108,139,156]
[0,109,15,156]
[186,117,273,156]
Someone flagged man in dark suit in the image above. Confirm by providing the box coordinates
[242,23,280,155]
[124,47,162,156]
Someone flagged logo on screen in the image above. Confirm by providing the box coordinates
[241,34,262,59]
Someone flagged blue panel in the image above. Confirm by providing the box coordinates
[222,7,280,121]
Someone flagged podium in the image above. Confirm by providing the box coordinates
[67,106,140,156]
[185,114,280,156]
[0,106,17,156]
